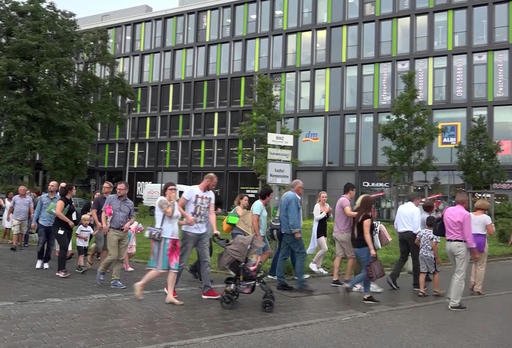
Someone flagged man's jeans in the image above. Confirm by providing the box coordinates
[347,247,371,294]
[276,233,306,288]
[446,241,469,307]
[99,229,128,280]
[389,231,420,288]
[176,231,212,292]
[36,224,54,263]
[269,230,296,276]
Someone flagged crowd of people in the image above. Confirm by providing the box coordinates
[0,175,503,311]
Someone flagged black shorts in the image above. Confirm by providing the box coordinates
[77,246,88,256]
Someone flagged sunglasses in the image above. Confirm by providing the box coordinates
[167,187,177,191]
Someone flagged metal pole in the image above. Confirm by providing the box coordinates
[124,99,133,183]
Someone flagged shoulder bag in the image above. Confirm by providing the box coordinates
[145,213,165,241]
[366,256,386,282]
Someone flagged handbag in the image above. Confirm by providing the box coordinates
[226,209,239,225]
[378,223,392,246]
[145,214,165,241]
[366,256,385,282]
[433,216,446,237]
[372,221,382,250]
[222,216,233,233]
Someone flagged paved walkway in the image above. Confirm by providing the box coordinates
[1,242,511,347]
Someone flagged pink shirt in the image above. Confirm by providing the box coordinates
[443,204,475,248]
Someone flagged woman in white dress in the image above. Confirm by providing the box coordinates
[2,192,14,242]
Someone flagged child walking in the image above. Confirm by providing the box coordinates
[75,214,93,273]
[415,216,443,297]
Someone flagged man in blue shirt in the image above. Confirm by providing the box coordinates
[32,181,59,269]
[276,179,313,293]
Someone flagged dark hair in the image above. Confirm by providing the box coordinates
[234,193,249,206]
[354,195,374,222]
[59,184,75,197]
[425,215,436,228]
[161,182,177,196]
[422,200,434,213]
[259,186,273,200]
[343,182,356,194]
[116,181,129,189]
[408,193,421,202]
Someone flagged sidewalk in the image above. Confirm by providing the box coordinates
[1,242,511,347]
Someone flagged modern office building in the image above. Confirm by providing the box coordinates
[80,0,512,215]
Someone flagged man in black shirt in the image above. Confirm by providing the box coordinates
[88,181,113,264]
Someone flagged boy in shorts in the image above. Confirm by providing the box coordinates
[75,214,93,273]
[415,216,443,297]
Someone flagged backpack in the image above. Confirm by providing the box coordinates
[433,216,446,237]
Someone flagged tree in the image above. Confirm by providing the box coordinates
[380,71,438,187]
[0,0,133,184]
[456,116,506,190]
[239,74,298,185]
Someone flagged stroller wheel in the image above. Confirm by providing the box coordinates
[261,298,274,313]
[220,293,236,310]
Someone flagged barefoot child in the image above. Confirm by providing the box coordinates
[75,214,93,273]
[415,216,443,297]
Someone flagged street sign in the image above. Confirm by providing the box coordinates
[267,162,292,184]
[267,148,292,161]
[267,132,294,147]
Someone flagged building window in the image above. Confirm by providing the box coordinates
[260,0,270,32]
[183,82,192,110]
[362,64,374,107]
[248,2,257,33]
[272,35,283,69]
[397,0,409,11]
[298,116,325,166]
[134,23,142,51]
[381,0,393,14]
[152,53,161,81]
[494,3,508,43]
[259,38,269,70]
[473,6,488,46]
[288,0,299,28]
[210,9,219,40]
[494,106,512,164]
[316,0,328,24]
[124,25,132,53]
[176,16,184,44]
[274,0,284,30]
[331,27,342,63]
[346,0,359,19]
[193,83,204,110]
[179,141,190,167]
[131,56,140,84]
[286,33,297,67]
[472,53,487,100]
[185,48,193,78]
[416,0,428,9]
[362,22,375,58]
[327,116,341,166]
[344,115,357,165]
[208,45,217,76]
[434,12,448,50]
[186,14,195,44]
[196,46,205,78]
[433,56,447,102]
[494,50,509,99]
[150,86,158,112]
[193,114,203,136]
[299,71,310,111]
[452,54,467,103]
[142,54,151,82]
[220,43,230,75]
[301,31,312,66]
[314,69,326,111]
[230,78,241,106]
[396,61,409,96]
[164,18,172,47]
[246,39,256,72]
[415,59,428,102]
[302,0,313,25]
[232,41,243,72]
[161,85,170,112]
[222,7,231,38]
[360,114,374,166]
[285,72,296,113]
[219,79,228,107]
[344,66,358,109]
[364,1,376,16]
[235,4,244,36]
[198,11,207,42]
[377,113,391,165]
[397,17,410,54]
[159,115,169,138]
[315,29,326,63]
[154,20,162,48]
[171,83,181,111]
[347,25,359,60]
[415,14,428,52]
[433,109,466,164]
[143,21,152,50]
[173,50,182,80]
[453,9,466,47]
[380,20,392,56]
[330,67,342,111]
[217,112,227,135]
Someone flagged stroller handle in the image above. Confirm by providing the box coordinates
[213,235,230,248]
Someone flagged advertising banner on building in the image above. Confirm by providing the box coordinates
[438,122,461,148]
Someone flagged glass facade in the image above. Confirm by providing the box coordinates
[91,0,512,207]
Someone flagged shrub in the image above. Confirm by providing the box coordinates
[495,202,512,219]
[136,204,151,220]
[495,218,512,244]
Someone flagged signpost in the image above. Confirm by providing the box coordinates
[267,148,292,161]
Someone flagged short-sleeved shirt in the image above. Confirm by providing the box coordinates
[103,194,135,230]
[75,224,94,247]
[251,200,267,236]
[11,195,34,221]
[181,185,215,234]
[334,195,352,235]
[155,196,181,239]
[351,214,372,248]
[470,213,492,235]
[92,195,107,216]
[416,228,440,257]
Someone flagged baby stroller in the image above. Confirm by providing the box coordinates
[215,235,275,313]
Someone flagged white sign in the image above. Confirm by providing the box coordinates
[267,133,294,147]
[267,148,292,161]
[267,162,292,184]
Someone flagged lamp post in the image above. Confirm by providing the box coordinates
[124,99,134,183]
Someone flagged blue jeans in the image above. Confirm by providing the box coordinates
[269,230,296,276]
[348,247,371,295]
[176,231,212,292]
[36,224,55,263]
[276,233,306,288]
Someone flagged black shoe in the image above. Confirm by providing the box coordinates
[331,279,344,287]
[277,283,294,291]
[188,267,201,281]
[386,276,399,290]
[10,246,16,252]
[448,304,467,311]
[296,285,314,294]
[362,295,380,304]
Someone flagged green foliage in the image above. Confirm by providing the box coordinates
[380,71,438,184]
[0,0,133,184]
[495,218,512,244]
[238,74,299,185]
[135,204,151,220]
[456,116,506,190]
[495,202,512,219]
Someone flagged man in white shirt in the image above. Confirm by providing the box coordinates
[387,193,421,291]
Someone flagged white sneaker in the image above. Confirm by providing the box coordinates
[35,260,43,269]
[308,262,319,273]
[370,282,384,293]
[352,283,364,292]
[43,263,50,269]
[294,274,311,280]
[318,267,329,275]
[265,274,277,280]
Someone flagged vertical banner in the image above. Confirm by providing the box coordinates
[415,58,428,101]
[379,62,392,106]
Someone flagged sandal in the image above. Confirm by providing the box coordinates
[432,289,445,297]
[417,289,428,297]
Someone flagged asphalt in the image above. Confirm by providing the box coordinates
[1,241,511,348]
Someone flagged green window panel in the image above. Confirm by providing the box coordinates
[214,112,219,136]
[145,117,150,139]
[341,25,347,62]
[137,88,142,113]
[206,10,211,42]
[429,0,434,8]
[327,0,332,23]
[392,18,397,57]
[104,144,109,167]
[447,10,453,51]
[238,139,243,167]
[166,142,171,167]
[325,68,330,112]
[240,77,246,107]
[179,115,183,137]
[373,63,380,108]
[280,73,286,113]
[296,32,302,67]
[200,140,205,167]
[488,51,494,102]
[140,22,145,51]
[169,85,173,112]
[427,57,433,105]
[255,38,260,72]
[115,125,119,140]
[181,50,186,80]
[203,81,208,109]
[283,0,289,30]
[133,143,139,168]
[243,3,248,36]
[376,0,381,16]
